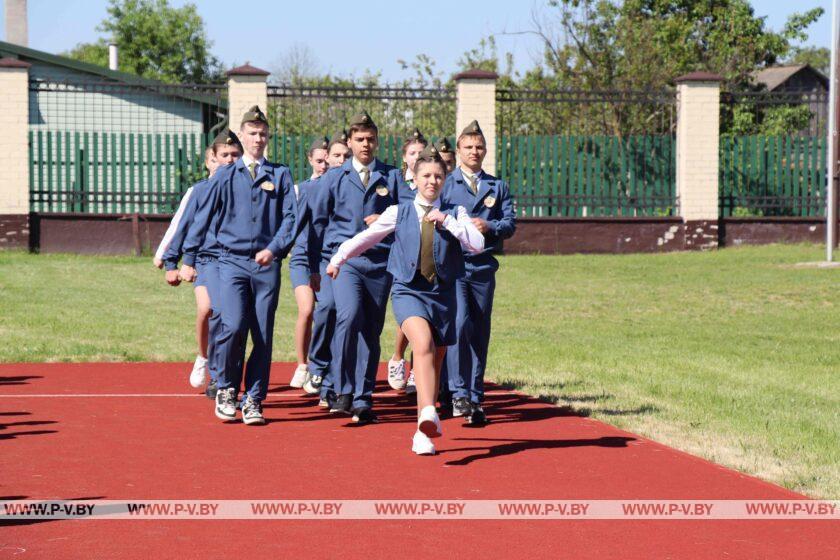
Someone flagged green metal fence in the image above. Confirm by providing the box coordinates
[719,135,826,217]
[498,135,676,217]
[29,130,210,214]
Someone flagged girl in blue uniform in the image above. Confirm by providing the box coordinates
[288,137,330,389]
[388,129,429,393]
[327,146,484,455]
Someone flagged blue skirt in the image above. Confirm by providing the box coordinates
[391,272,456,347]
[194,255,217,289]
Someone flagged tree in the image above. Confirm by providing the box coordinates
[787,46,831,75]
[269,43,321,86]
[64,0,223,83]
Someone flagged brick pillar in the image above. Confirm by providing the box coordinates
[226,63,269,130]
[675,71,723,250]
[0,57,31,250]
[455,69,498,175]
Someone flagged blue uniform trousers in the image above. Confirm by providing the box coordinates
[215,254,281,402]
[308,260,336,399]
[445,267,496,404]
[330,259,392,409]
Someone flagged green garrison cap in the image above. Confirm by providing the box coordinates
[348,111,376,128]
[418,143,441,160]
[310,136,330,151]
[241,105,269,126]
[459,119,483,137]
[212,129,243,150]
[331,129,349,144]
[434,137,454,153]
[405,128,426,144]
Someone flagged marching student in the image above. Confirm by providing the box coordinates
[326,145,484,454]
[303,130,352,405]
[156,132,242,392]
[308,111,403,424]
[435,137,456,174]
[180,106,298,426]
[288,136,331,389]
[389,129,429,393]
[441,120,516,425]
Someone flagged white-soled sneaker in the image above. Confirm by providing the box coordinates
[241,396,266,425]
[411,430,436,455]
[405,371,416,395]
[189,355,208,388]
[418,405,442,438]
[387,359,407,391]
[290,364,308,388]
[215,387,236,421]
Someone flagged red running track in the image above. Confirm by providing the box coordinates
[0,363,836,559]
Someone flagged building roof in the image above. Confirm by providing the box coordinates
[752,64,828,91]
[227,63,269,77]
[0,39,226,108]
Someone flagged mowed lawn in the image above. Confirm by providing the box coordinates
[0,245,838,498]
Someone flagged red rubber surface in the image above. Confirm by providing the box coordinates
[0,363,836,559]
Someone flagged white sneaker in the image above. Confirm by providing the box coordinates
[412,430,436,455]
[405,371,416,395]
[388,359,407,391]
[290,364,308,388]
[418,405,442,438]
[189,355,208,388]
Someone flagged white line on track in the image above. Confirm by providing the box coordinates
[0,393,302,398]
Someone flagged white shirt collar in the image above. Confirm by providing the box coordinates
[460,166,482,182]
[242,153,266,169]
[352,157,376,174]
[413,193,441,208]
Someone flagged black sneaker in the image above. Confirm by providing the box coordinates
[329,394,352,415]
[214,387,236,421]
[241,396,266,425]
[351,407,378,425]
[204,379,218,399]
[453,398,472,418]
[466,404,488,426]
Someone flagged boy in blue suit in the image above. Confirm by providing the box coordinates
[308,111,403,424]
[180,106,298,425]
[441,120,516,425]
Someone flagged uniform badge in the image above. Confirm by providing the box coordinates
[376,186,390,197]
[484,195,496,208]
[260,181,275,191]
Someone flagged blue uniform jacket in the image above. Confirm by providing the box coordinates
[441,167,516,270]
[308,158,403,270]
[289,177,323,274]
[162,179,221,271]
[181,158,298,266]
[398,169,417,204]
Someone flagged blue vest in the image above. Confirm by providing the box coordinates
[387,201,465,287]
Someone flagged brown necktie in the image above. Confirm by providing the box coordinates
[359,167,370,187]
[465,173,478,195]
[419,204,436,283]
[248,162,257,179]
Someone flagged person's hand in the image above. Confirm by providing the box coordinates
[165,269,181,286]
[425,208,448,226]
[471,217,490,234]
[153,257,164,269]
[179,265,197,283]
[326,264,340,279]
[254,249,274,266]
[309,273,321,292]
[363,214,380,226]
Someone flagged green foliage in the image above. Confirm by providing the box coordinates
[64,0,223,83]
[726,103,814,136]
[787,46,831,75]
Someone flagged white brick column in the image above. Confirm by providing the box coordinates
[675,72,723,249]
[455,69,498,175]
[0,58,31,248]
[226,63,269,129]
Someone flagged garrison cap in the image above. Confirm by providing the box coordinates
[405,128,426,144]
[241,105,269,126]
[212,129,243,150]
[310,136,330,151]
[434,137,454,153]
[348,111,376,129]
[330,129,349,144]
[418,143,442,160]
[459,119,483,137]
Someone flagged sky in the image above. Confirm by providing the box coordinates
[0,0,833,82]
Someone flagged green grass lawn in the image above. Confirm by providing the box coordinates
[0,245,838,498]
